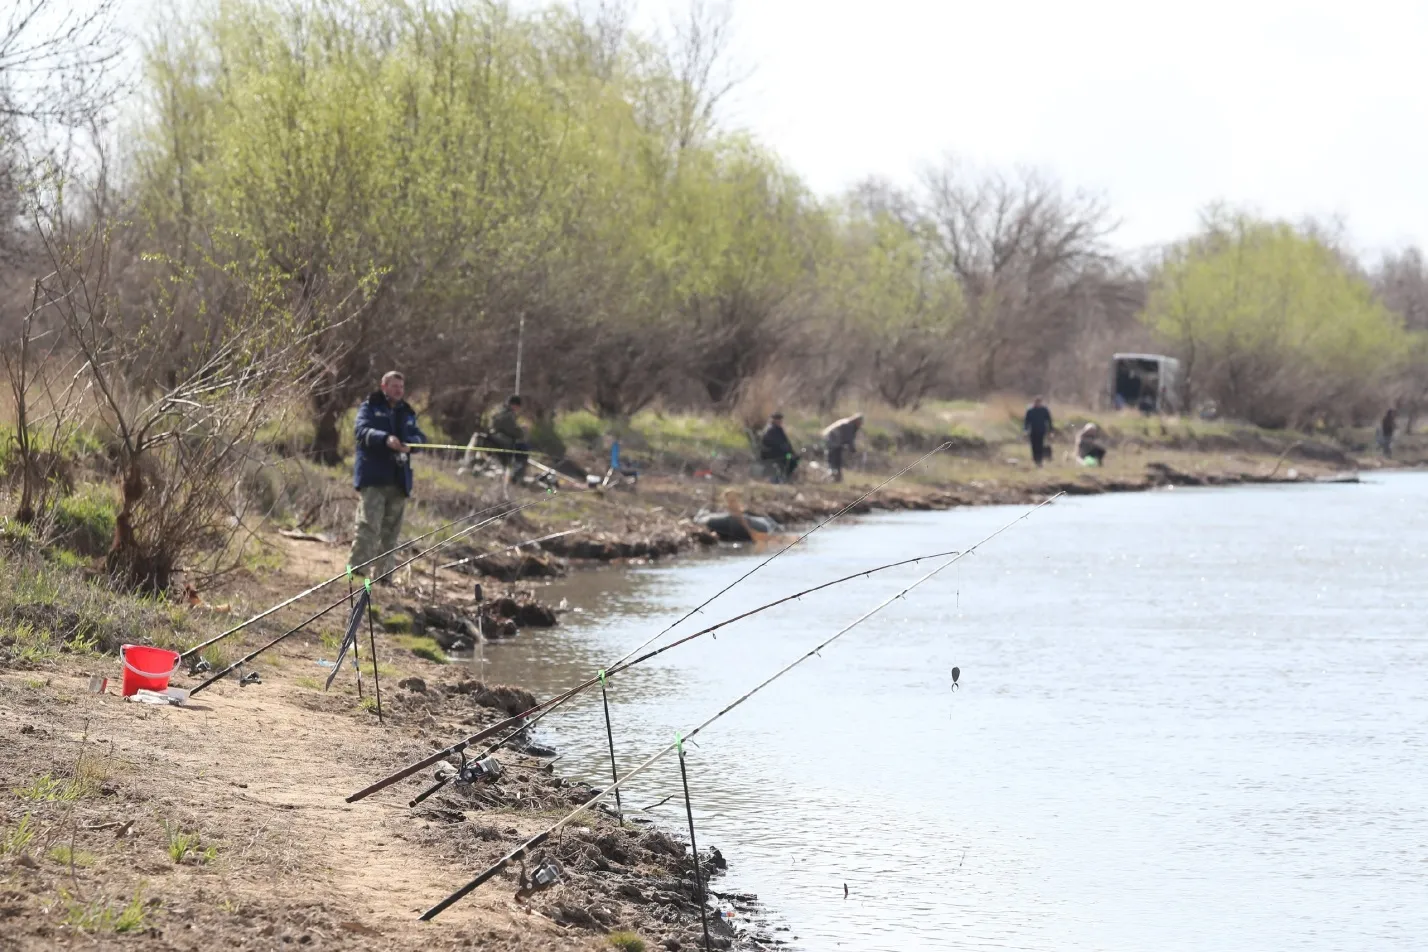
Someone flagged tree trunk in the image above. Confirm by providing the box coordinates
[311,407,342,467]
[105,460,173,596]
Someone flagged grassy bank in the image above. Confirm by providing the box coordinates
[0,398,1401,949]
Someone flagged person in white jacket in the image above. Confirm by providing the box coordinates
[1075,422,1106,465]
[822,413,864,482]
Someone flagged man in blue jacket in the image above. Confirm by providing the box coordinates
[349,371,427,579]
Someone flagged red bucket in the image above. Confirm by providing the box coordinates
[120,644,180,697]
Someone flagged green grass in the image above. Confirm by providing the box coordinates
[606,931,646,952]
[1,812,36,855]
[555,409,607,447]
[240,538,285,574]
[395,634,447,664]
[164,822,217,864]
[46,547,88,570]
[51,486,118,558]
[0,554,194,667]
[13,772,95,803]
[630,410,750,458]
[48,844,97,867]
[295,675,323,690]
[61,885,147,934]
[380,611,413,634]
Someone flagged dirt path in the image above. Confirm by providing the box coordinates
[3,658,730,950]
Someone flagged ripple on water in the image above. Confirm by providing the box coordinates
[484,474,1428,952]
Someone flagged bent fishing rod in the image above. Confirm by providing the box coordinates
[446,443,956,751]
[363,543,971,806]
[189,498,556,695]
[416,493,1063,920]
[179,501,515,661]
[347,444,958,803]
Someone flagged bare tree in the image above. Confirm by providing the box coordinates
[25,145,319,592]
[0,0,123,125]
[1374,247,1428,429]
[921,157,1119,396]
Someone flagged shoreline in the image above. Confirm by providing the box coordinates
[0,449,1400,950]
[492,452,1376,574]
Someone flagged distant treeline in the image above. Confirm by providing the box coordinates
[5,0,1428,460]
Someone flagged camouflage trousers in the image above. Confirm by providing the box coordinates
[348,483,407,578]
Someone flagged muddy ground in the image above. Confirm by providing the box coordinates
[0,537,764,951]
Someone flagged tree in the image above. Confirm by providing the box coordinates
[920,158,1118,395]
[821,186,961,409]
[1143,210,1410,428]
[1372,247,1428,429]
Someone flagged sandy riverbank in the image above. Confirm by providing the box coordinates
[0,530,765,951]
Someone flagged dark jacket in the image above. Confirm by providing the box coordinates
[353,391,427,494]
[489,406,525,447]
[823,416,861,450]
[760,423,794,460]
[1023,405,1052,436]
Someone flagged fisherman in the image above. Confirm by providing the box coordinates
[349,371,427,579]
[759,412,798,482]
[489,394,531,483]
[1023,396,1054,467]
[821,412,864,483]
[1379,407,1397,458]
[1075,421,1107,466]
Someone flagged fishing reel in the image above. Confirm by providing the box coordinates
[410,753,503,807]
[530,861,560,890]
[453,754,503,785]
[515,856,562,901]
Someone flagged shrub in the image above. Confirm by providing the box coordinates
[51,487,119,558]
[555,410,606,447]
[606,932,646,952]
[396,634,447,664]
[380,612,413,634]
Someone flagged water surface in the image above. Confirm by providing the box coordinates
[482,473,1428,951]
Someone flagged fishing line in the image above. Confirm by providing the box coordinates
[414,493,1063,920]
[347,545,983,803]
[463,546,976,766]
[189,499,558,695]
[346,445,956,801]
[463,444,957,752]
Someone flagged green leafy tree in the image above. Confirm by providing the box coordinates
[1144,209,1412,427]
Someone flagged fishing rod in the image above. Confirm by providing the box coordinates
[436,527,582,572]
[452,444,958,754]
[179,502,513,661]
[188,498,554,695]
[408,443,579,487]
[416,493,1064,920]
[378,543,969,808]
[407,442,548,458]
[345,444,953,802]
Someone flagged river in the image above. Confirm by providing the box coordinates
[480,473,1428,951]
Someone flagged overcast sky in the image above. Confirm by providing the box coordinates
[669,0,1428,256]
[121,0,1428,257]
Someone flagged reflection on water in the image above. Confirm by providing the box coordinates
[477,474,1428,951]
